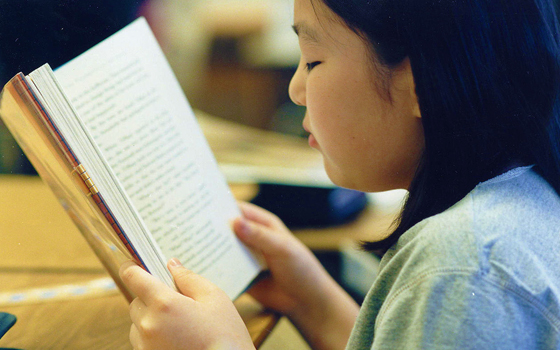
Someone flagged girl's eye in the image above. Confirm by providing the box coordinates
[306,61,320,72]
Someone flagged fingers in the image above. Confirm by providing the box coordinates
[128,299,146,350]
[233,216,294,257]
[247,278,297,312]
[237,201,286,229]
[129,297,147,326]
[235,202,295,255]
[130,323,141,350]
[119,260,170,306]
[120,259,220,306]
[167,258,221,300]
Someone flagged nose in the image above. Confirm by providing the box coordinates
[289,59,306,106]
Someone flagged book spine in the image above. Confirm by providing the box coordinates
[73,164,144,267]
[16,74,147,271]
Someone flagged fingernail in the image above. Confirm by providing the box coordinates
[169,258,182,268]
[238,218,251,235]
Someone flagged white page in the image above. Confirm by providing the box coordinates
[28,64,174,287]
[54,18,261,299]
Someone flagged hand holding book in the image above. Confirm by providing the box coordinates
[119,258,256,350]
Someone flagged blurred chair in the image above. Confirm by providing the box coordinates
[144,0,300,129]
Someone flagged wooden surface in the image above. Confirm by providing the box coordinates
[0,176,276,349]
[198,111,331,187]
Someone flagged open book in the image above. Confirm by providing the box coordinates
[0,18,262,300]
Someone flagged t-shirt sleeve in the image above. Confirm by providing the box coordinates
[371,269,555,350]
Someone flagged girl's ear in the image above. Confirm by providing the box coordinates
[405,58,421,119]
[395,57,421,119]
[412,93,421,119]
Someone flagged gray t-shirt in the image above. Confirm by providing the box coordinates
[347,166,560,349]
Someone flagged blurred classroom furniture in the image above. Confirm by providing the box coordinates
[0,113,401,349]
[0,0,303,175]
[145,0,302,130]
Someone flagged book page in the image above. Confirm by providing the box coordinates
[54,18,261,299]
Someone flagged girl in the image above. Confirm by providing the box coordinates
[119,0,560,349]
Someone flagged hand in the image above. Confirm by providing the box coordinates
[233,202,359,350]
[119,259,255,350]
[233,202,328,315]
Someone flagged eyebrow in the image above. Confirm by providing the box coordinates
[292,22,321,44]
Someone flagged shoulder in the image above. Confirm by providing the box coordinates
[357,168,560,348]
[382,166,560,306]
[375,165,560,319]
[369,265,560,349]
[386,166,560,275]
[351,167,560,349]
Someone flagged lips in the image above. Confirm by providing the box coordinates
[303,124,318,147]
[307,133,318,147]
[302,115,318,147]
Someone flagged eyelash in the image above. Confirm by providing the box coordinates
[306,61,320,72]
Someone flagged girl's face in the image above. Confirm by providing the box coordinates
[289,0,425,192]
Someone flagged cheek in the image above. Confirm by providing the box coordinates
[305,75,349,130]
[305,75,328,112]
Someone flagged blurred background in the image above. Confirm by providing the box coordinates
[0,0,305,174]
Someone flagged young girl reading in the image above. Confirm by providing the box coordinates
[119,0,560,348]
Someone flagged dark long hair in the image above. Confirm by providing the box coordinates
[317,0,560,252]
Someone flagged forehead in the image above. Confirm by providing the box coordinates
[294,0,334,20]
[292,22,321,45]
[293,0,352,46]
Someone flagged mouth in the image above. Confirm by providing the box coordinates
[307,133,318,148]
[302,123,318,148]
[302,114,318,148]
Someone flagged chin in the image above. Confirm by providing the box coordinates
[324,166,365,192]
[325,165,407,193]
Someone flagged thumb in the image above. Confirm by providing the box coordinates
[167,258,218,300]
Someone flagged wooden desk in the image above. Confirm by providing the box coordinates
[0,176,276,349]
